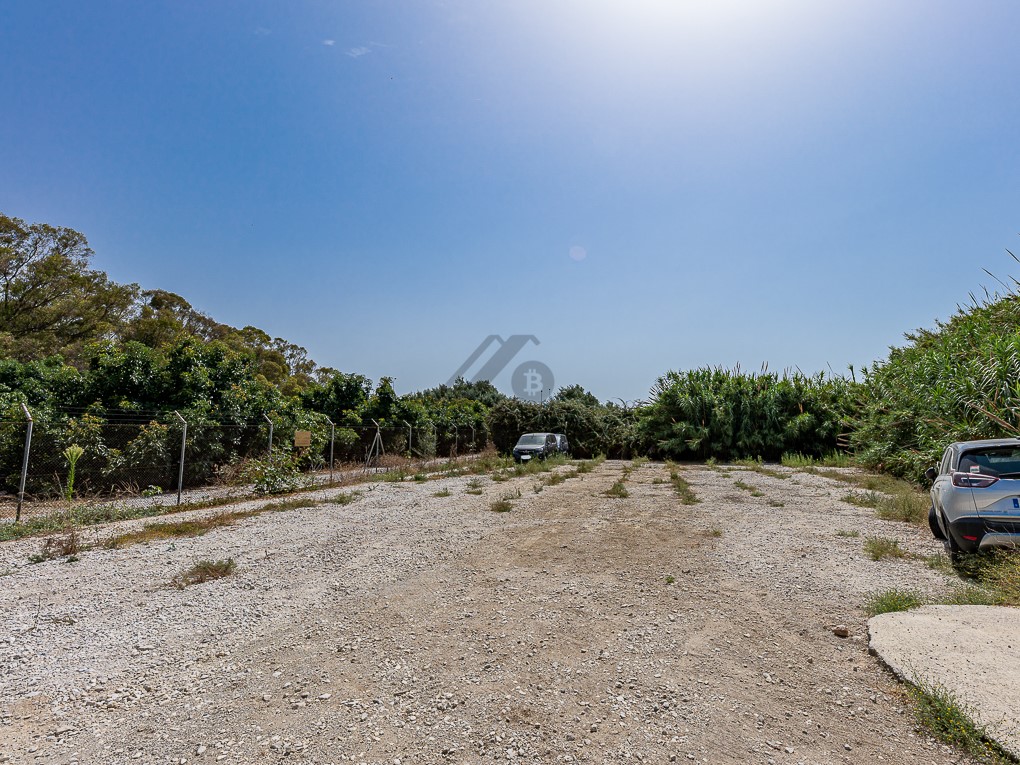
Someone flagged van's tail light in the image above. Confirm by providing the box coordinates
[953,472,999,488]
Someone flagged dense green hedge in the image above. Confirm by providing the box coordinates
[852,293,1020,479]
[638,367,852,461]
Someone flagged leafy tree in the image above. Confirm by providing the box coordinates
[554,384,601,407]
[0,213,137,361]
[301,371,372,425]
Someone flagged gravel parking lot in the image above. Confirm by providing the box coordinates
[0,460,976,764]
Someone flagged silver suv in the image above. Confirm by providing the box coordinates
[925,438,1020,559]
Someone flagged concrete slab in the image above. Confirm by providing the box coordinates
[868,605,1020,758]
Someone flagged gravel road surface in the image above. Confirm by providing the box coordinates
[0,460,976,764]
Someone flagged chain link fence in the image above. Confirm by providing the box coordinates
[0,410,485,523]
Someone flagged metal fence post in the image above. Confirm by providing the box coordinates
[174,411,187,506]
[325,417,335,485]
[403,420,412,456]
[263,413,274,462]
[16,403,33,523]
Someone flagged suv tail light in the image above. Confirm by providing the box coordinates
[952,472,999,488]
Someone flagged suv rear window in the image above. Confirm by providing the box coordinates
[959,447,1020,476]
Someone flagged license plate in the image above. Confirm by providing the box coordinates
[521,454,531,461]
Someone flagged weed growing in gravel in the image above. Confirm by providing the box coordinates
[842,490,880,508]
[840,485,930,526]
[262,498,319,512]
[669,470,698,505]
[413,473,428,482]
[942,584,1004,606]
[866,588,922,616]
[782,452,853,468]
[950,550,1020,606]
[574,455,605,474]
[545,471,569,486]
[665,575,676,585]
[434,489,452,497]
[733,480,764,497]
[708,527,723,537]
[732,456,763,467]
[489,488,521,512]
[875,492,928,524]
[864,536,908,561]
[172,558,237,588]
[652,477,665,485]
[733,458,788,480]
[909,677,1011,763]
[327,492,359,506]
[605,481,629,499]
[105,514,244,549]
[465,478,484,495]
[631,456,649,467]
[835,529,860,538]
[766,499,785,507]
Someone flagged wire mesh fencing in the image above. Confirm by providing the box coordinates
[0,411,486,523]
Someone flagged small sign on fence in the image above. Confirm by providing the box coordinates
[294,430,312,449]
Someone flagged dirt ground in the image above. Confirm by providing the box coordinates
[0,459,974,764]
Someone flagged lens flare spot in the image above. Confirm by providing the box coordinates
[569,245,587,261]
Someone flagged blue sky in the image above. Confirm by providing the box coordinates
[2,1,1018,402]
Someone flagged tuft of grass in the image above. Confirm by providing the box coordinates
[262,497,319,512]
[545,471,568,486]
[732,456,763,467]
[875,492,928,524]
[433,488,452,497]
[671,472,698,505]
[733,479,764,497]
[329,491,359,506]
[489,488,520,512]
[708,527,723,538]
[575,455,606,474]
[605,481,629,499]
[766,499,785,507]
[782,451,853,468]
[908,677,1011,763]
[105,513,244,549]
[864,536,908,561]
[942,584,1004,606]
[734,459,788,480]
[951,550,1020,606]
[35,527,83,561]
[866,588,922,616]
[842,490,880,508]
[835,529,860,538]
[172,558,236,588]
[665,575,675,585]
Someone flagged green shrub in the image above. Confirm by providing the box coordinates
[238,456,305,495]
